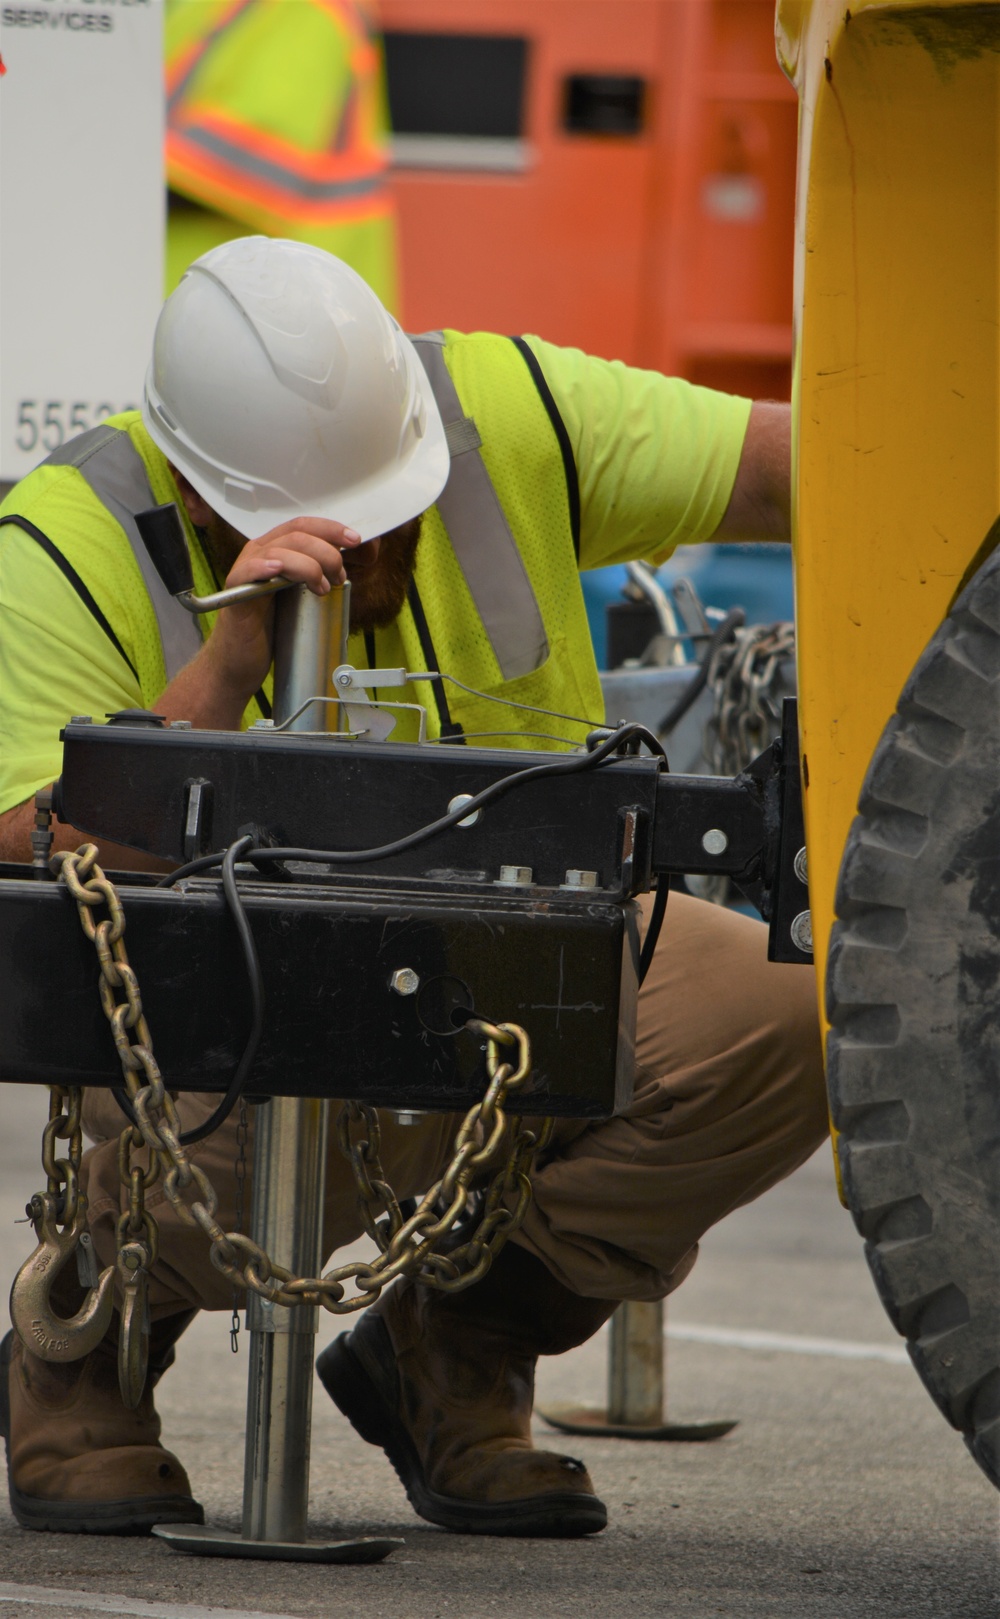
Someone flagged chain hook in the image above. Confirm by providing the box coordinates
[10,1194,116,1362]
[117,1244,150,1409]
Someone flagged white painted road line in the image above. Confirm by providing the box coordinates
[666,1322,909,1364]
[0,1585,306,1619]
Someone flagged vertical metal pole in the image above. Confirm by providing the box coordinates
[241,582,350,1544]
[607,1300,664,1428]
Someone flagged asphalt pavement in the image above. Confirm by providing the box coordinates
[0,1082,997,1619]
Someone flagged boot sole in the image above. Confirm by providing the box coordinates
[317,1331,607,1538]
[0,1331,204,1536]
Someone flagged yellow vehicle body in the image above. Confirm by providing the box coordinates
[777,0,1000,1007]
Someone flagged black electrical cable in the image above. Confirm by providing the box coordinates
[637,872,670,986]
[656,607,745,737]
[113,836,266,1145]
[158,722,668,887]
[178,836,266,1145]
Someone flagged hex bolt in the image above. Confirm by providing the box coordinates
[70,715,92,725]
[496,865,533,886]
[561,869,599,889]
[250,718,275,729]
[393,1111,421,1126]
[701,828,729,856]
[790,910,813,954]
[390,967,420,996]
[447,793,481,828]
[171,719,193,730]
[793,846,808,886]
[335,671,354,689]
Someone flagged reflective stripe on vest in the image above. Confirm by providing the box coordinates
[412,334,550,683]
[166,0,388,226]
[45,427,204,682]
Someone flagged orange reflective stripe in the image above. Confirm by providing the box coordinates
[166,128,391,227]
[189,103,383,180]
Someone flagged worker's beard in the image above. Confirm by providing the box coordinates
[345,516,422,631]
[199,514,422,634]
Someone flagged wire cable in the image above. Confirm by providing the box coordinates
[637,873,670,986]
[178,835,266,1145]
[117,837,266,1143]
[656,607,745,737]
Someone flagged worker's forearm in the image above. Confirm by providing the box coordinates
[715,401,791,543]
[151,630,260,732]
[0,793,173,872]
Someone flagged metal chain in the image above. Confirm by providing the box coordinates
[697,621,795,905]
[40,1084,84,1229]
[51,845,553,1316]
[231,1099,249,1353]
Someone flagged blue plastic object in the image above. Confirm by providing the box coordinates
[582,544,794,669]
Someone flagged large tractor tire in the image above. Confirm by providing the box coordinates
[826,539,1000,1490]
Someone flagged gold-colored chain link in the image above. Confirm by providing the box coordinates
[40,1083,84,1229]
[53,845,553,1317]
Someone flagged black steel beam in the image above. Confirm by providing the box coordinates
[0,866,637,1117]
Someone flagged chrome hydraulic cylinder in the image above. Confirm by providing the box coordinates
[241,582,347,1543]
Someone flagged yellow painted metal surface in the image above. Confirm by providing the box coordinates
[777,0,1000,1018]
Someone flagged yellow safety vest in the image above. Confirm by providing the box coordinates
[165,0,398,308]
[0,333,600,751]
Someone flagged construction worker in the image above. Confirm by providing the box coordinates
[165,0,398,308]
[0,238,826,1539]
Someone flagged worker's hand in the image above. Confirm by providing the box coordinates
[204,517,363,701]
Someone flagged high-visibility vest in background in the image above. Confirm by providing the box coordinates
[164,0,399,309]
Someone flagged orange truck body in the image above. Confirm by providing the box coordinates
[381,0,795,399]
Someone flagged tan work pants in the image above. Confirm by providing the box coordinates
[79,891,828,1315]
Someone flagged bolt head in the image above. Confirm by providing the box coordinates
[701,828,729,856]
[448,793,481,827]
[790,910,813,954]
[390,967,420,997]
[793,846,808,886]
[561,869,599,888]
[497,865,533,886]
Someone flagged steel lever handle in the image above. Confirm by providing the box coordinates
[176,577,293,614]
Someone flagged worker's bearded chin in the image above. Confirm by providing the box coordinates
[345,516,422,631]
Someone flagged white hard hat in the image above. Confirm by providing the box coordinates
[142,237,449,542]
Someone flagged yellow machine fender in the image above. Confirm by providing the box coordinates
[779,0,1000,1488]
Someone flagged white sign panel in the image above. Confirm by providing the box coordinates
[0,0,164,483]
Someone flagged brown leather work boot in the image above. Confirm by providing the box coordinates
[317,1241,616,1536]
[0,1311,204,1534]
